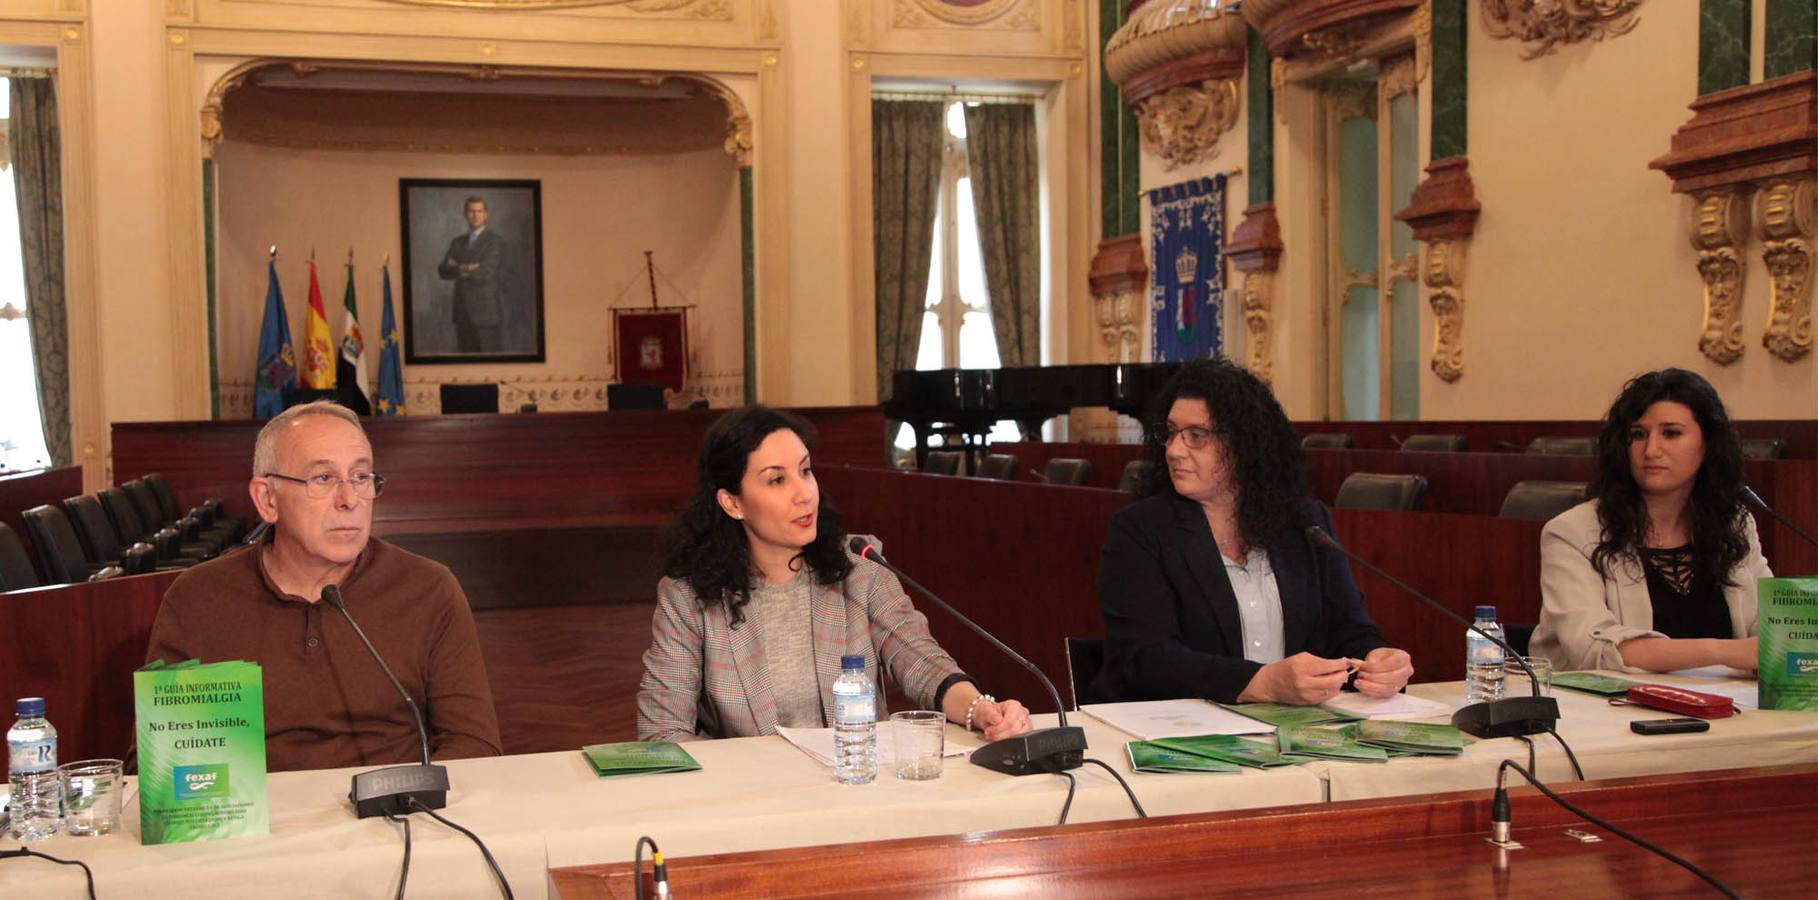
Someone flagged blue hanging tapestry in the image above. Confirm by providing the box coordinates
[1147,174,1227,362]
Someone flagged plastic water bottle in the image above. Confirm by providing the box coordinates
[1465,606,1507,703]
[830,654,877,785]
[7,697,60,840]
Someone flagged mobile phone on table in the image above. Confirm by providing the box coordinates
[1630,717,1710,735]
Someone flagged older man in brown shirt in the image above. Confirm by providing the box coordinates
[145,400,502,772]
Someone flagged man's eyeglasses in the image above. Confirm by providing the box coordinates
[1149,423,1222,450]
[264,472,387,500]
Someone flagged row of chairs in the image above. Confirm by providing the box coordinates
[0,474,246,592]
[1333,472,1587,521]
[920,451,1101,487]
[1304,432,1789,460]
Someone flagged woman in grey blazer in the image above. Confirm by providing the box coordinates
[1531,369,1770,673]
[637,406,1033,742]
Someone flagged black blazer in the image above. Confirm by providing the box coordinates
[1087,493,1388,704]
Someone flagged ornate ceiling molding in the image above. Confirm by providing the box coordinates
[1241,0,1422,61]
[1106,2,1247,170]
[1480,0,1641,60]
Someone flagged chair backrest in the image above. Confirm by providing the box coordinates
[123,480,168,528]
[0,522,42,591]
[64,494,125,562]
[1525,435,1597,456]
[1401,433,1466,453]
[922,450,963,476]
[1504,623,1536,658]
[441,383,501,414]
[1063,636,1105,710]
[142,473,184,522]
[1118,459,1153,493]
[98,485,150,541]
[606,382,664,411]
[1300,433,1355,449]
[21,504,93,584]
[1333,472,1429,512]
[1498,480,1588,521]
[1741,437,1787,461]
[1043,458,1093,487]
[974,453,1018,481]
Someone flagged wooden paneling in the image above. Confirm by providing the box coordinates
[552,765,1818,898]
[0,571,180,763]
[111,406,888,534]
[0,466,85,575]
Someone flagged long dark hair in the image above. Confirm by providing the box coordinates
[1139,357,1307,553]
[1589,368,1747,585]
[663,405,853,626]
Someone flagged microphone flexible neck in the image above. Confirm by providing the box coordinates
[323,586,434,767]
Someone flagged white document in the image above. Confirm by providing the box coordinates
[1080,699,1274,740]
[776,725,978,767]
[1666,666,1760,709]
[1321,691,1455,720]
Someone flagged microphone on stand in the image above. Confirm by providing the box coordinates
[322,585,450,818]
[846,537,1085,776]
[1303,525,1560,739]
[1743,485,1818,549]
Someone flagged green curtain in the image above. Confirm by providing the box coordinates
[872,100,944,402]
[963,103,1040,368]
[10,77,70,467]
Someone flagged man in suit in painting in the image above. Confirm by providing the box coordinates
[437,195,506,352]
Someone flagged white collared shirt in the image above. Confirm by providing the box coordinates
[1222,546,1285,664]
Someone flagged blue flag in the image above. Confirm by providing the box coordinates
[254,260,296,419]
[375,265,406,415]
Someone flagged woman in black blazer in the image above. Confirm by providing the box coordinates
[1088,358,1414,706]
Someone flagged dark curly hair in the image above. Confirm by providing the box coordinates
[1138,358,1307,553]
[1589,368,1748,586]
[663,405,853,627]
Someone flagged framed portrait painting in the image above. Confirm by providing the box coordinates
[399,178,545,363]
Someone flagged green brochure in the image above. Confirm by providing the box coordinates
[582,741,702,777]
[1125,741,1242,774]
[1551,672,1638,697]
[1219,702,1361,729]
[1277,726,1389,763]
[1759,577,1818,711]
[1355,720,1466,756]
[1150,733,1299,768]
[134,659,269,844]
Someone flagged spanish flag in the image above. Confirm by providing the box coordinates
[301,258,335,390]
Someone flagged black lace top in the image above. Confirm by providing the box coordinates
[1640,545,1732,640]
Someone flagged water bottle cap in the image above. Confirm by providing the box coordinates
[15,696,44,716]
[840,654,866,671]
[1474,605,1497,620]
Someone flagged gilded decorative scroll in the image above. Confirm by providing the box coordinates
[1239,270,1276,383]
[1690,188,1751,364]
[1480,0,1642,60]
[1424,239,1465,382]
[1756,177,1815,362]
[1135,79,1240,171]
[1094,289,1142,363]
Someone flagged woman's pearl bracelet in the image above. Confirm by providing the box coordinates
[964,693,996,732]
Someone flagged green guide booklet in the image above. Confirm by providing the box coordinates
[134,659,269,844]
[582,741,702,777]
[1276,726,1389,763]
[1354,720,1466,756]
[1149,733,1298,768]
[1759,577,1818,711]
[1550,672,1637,697]
[1125,742,1242,774]
[1218,702,1362,729]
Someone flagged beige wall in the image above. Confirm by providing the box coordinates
[212,141,743,414]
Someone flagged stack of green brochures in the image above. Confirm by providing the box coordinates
[1354,720,1465,757]
[1218,702,1362,729]
[1125,741,1242,774]
[581,741,702,777]
[1148,733,1299,768]
[1276,725,1389,763]
[1550,672,1637,697]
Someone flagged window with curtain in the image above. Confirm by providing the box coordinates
[0,78,50,472]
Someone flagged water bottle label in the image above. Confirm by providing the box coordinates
[837,697,875,721]
[8,739,55,773]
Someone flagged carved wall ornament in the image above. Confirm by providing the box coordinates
[895,0,1027,28]
[1424,238,1465,382]
[1394,156,1481,382]
[1325,79,1377,121]
[1379,52,1419,100]
[1094,289,1143,362]
[1688,188,1752,365]
[376,0,722,12]
[1239,270,1276,383]
[1301,25,1367,61]
[1756,177,1816,362]
[1480,0,1642,60]
[1135,79,1240,171]
[1088,234,1149,364]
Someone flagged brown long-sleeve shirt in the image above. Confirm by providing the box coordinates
[145,536,503,773]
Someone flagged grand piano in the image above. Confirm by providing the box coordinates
[882,363,1181,469]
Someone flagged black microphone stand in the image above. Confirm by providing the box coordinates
[1304,526,1560,739]
[1744,485,1818,549]
[323,585,451,817]
[848,538,1086,776]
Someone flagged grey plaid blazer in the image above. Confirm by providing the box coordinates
[636,541,965,742]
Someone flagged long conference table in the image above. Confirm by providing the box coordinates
[5,671,1814,898]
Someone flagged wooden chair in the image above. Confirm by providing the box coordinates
[1334,473,1429,512]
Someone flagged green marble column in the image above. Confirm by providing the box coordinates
[1699,0,1752,94]
[1764,0,1816,79]
[1430,0,1468,159]
[740,165,755,405]
[1246,26,1273,205]
[1099,0,1142,237]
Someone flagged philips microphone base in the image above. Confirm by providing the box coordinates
[1451,696,1560,739]
[968,726,1087,776]
[350,763,449,818]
